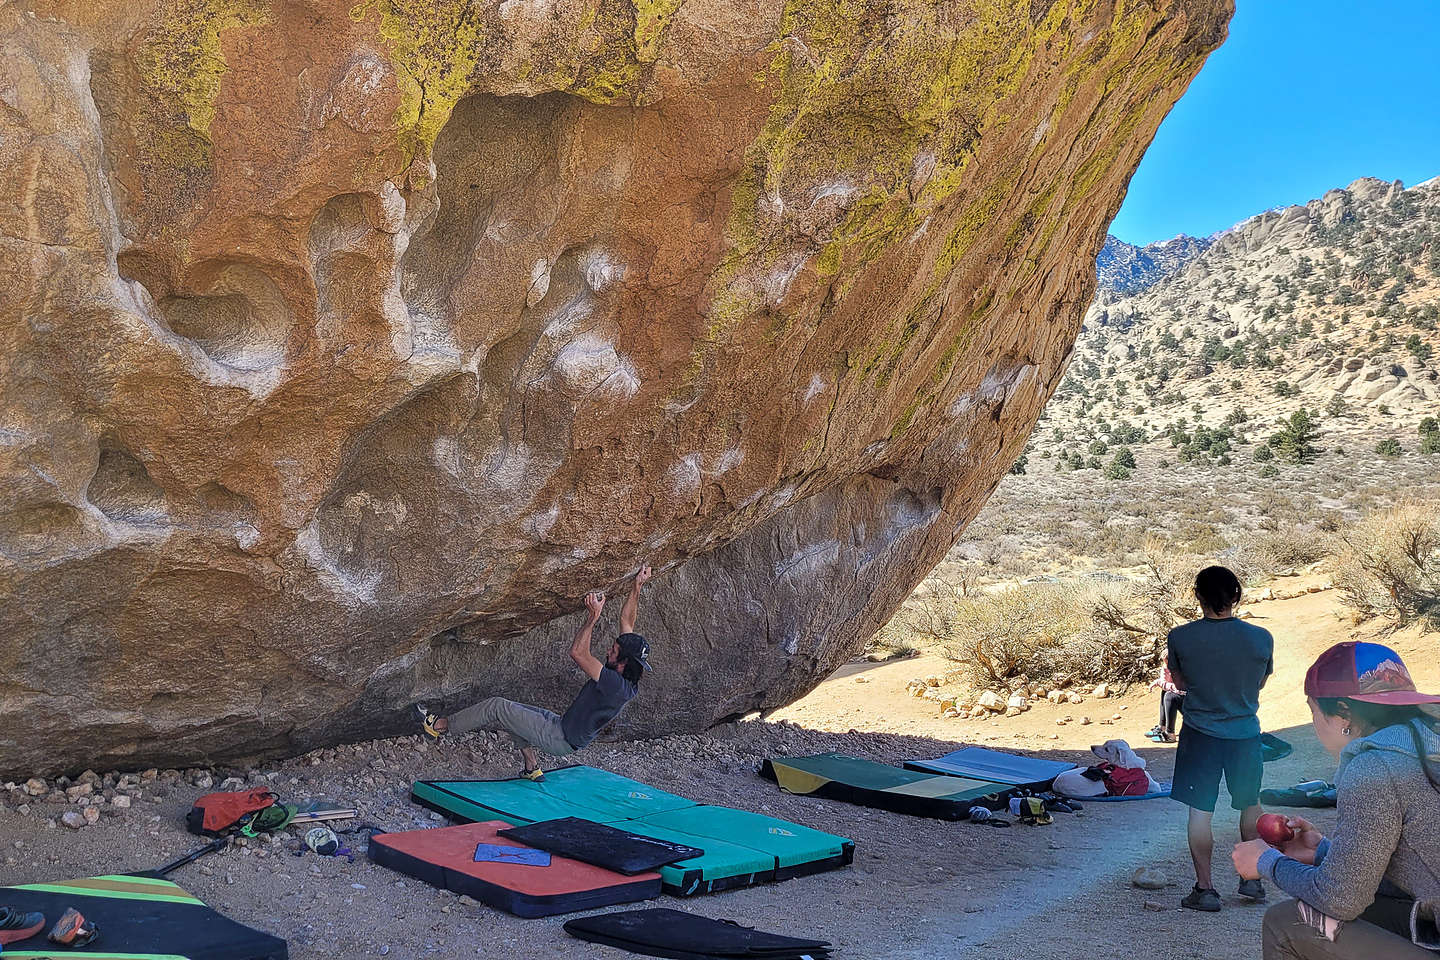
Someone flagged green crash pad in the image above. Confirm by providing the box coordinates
[605,820,776,891]
[413,766,854,896]
[761,753,1011,820]
[633,805,850,873]
[413,766,692,826]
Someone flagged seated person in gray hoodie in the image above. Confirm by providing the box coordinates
[1231,641,1440,958]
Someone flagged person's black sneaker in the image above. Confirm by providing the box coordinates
[1181,885,1222,912]
[1238,878,1267,902]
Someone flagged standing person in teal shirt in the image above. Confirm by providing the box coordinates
[1167,565,1274,913]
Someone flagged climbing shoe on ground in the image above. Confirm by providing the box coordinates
[1181,885,1222,913]
[1238,878,1267,902]
[48,907,99,946]
[0,906,46,945]
[415,704,444,741]
[523,767,546,782]
[965,806,1011,827]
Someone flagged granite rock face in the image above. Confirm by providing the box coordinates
[0,0,1230,775]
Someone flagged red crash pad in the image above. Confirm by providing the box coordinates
[368,820,660,918]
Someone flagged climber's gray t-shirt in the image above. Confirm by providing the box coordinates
[1166,617,1273,739]
[561,666,637,749]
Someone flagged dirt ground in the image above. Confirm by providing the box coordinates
[2,582,1434,960]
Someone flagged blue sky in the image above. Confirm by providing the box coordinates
[1108,0,1440,245]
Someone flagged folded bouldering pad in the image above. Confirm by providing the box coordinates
[564,908,832,959]
[368,821,659,917]
[903,747,1077,788]
[412,766,853,896]
[0,874,286,959]
[1260,781,1337,808]
[761,753,1009,820]
[498,817,704,875]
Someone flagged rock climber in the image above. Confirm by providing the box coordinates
[417,565,653,781]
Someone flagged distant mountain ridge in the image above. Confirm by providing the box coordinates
[1096,233,1213,295]
[1042,175,1440,460]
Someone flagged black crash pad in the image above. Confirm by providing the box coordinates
[0,874,287,959]
[499,817,705,875]
[564,907,831,959]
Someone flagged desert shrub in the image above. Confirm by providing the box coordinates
[1233,526,1335,577]
[1334,504,1440,627]
[1089,439,1109,456]
[1253,444,1274,462]
[1259,464,1280,478]
[1269,409,1320,463]
[1085,455,1102,470]
[1420,417,1440,454]
[1103,461,1132,480]
[1375,438,1403,457]
[942,580,1164,688]
[942,584,1085,684]
[1009,453,1028,475]
[938,543,1236,690]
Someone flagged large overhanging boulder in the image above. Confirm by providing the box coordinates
[0,0,1230,776]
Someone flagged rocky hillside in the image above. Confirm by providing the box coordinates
[1032,177,1440,472]
[1096,233,1212,295]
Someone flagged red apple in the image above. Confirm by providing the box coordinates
[1258,813,1294,845]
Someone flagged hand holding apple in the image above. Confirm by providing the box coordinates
[1257,812,1295,845]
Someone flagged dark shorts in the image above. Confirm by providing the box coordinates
[1171,727,1263,813]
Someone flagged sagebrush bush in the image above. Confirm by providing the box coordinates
[1233,526,1334,577]
[1334,504,1440,628]
[938,554,1202,689]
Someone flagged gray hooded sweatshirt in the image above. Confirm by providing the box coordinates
[1259,718,1440,949]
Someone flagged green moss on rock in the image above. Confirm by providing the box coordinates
[350,0,493,159]
[135,0,269,167]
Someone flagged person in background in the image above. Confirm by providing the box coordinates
[1167,564,1274,912]
[1233,641,1440,958]
[1147,663,1185,743]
